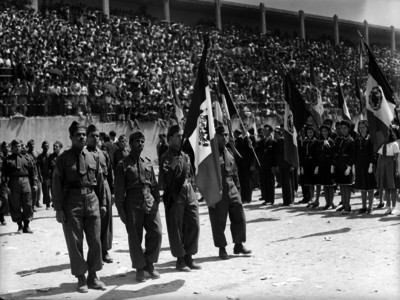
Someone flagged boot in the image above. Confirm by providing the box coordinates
[184,255,202,270]
[219,247,229,260]
[102,251,113,263]
[76,274,88,293]
[144,262,160,279]
[136,268,145,282]
[17,222,23,234]
[87,271,106,290]
[0,214,6,225]
[176,257,191,272]
[233,243,252,255]
[23,220,33,234]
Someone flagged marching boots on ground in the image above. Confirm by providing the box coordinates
[209,126,252,260]
[1,140,37,233]
[86,125,114,264]
[160,125,201,272]
[114,131,162,282]
[52,121,107,292]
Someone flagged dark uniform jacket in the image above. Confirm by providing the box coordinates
[114,155,160,216]
[2,153,36,187]
[52,148,105,211]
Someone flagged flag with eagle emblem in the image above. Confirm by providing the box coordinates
[309,62,324,127]
[183,37,222,207]
[363,41,396,152]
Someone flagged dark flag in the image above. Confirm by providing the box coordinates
[354,76,364,118]
[309,61,324,126]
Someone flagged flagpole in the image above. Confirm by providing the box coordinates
[216,63,261,168]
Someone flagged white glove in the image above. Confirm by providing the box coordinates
[368,164,373,174]
[330,166,335,174]
[344,166,351,176]
[314,167,319,175]
[300,167,304,174]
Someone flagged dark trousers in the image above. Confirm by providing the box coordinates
[0,184,10,222]
[280,167,295,205]
[165,198,199,258]
[62,192,102,276]
[42,180,51,206]
[125,205,162,269]
[208,182,246,248]
[260,167,275,203]
[8,178,33,223]
[32,181,42,207]
[101,181,113,252]
[239,166,252,203]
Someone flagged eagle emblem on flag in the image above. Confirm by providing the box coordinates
[368,86,382,111]
[287,112,294,134]
[197,112,210,147]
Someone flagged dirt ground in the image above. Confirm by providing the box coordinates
[1,187,400,300]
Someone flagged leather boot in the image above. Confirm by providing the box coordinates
[23,220,33,233]
[219,247,229,260]
[176,257,191,272]
[17,222,23,234]
[76,274,88,293]
[87,271,106,290]
[184,255,201,270]
[144,262,160,279]
[233,243,252,255]
[136,268,145,282]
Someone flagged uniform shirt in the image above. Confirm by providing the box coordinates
[220,147,241,190]
[114,154,160,214]
[2,153,36,186]
[43,152,59,181]
[36,152,49,183]
[160,148,196,203]
[52,147,105,211]
[113,146,130,171]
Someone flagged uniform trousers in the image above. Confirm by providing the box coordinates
[100,181,113,252]
[208,180,246,248]
[62,191,102,276]
[165,196,199,258]
[8,177,33,223]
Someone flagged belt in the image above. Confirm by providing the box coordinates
[67,187,94,195]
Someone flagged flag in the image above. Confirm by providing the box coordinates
[355,76,364,119]
[183,38,222,207]
[358,39,365,70]
[363,41,396,152]
[337,79,351,121]
[283,73,312,168]
[309,62,324,127]
[170,78,184,123]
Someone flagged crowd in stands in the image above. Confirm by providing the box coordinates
[0,2,399,125]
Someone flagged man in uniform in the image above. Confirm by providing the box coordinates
[210,125,252,260]
[86,125,114,264]
[52,121,107,293]
[160,125,201,272]
[43,141,63,208]
[114,131,162,282]
[1,140,37,233]
[26,140,41,210]
[113,134,130,171]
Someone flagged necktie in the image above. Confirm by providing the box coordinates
[16,155,22,169]
[78,152,86,175]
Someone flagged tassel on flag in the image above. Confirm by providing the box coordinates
[309,61,324,127]
[363,40,396,152]
[337,79,351,121]
[183,37,222,207]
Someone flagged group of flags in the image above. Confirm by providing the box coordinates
[169,36,397,207]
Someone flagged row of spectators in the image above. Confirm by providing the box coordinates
[0,3,399,123]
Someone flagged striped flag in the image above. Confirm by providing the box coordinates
[283,73,312,168]
[183,37,222,207]
[337,79,351,121]
[363,41,396,152]
[309,62,324,127]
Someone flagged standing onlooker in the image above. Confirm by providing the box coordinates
[353,120,376,214]
[315,124,336,209]
[43,141,63,209]
[160,125,201,272]
[209,126,252,260]
[1,140,37,233]
[335,120,355,214]
[114,131,162,282]
[52,121,107,293]
[376,128,400,215]
[113,134,130,171]
[36,141,50,209]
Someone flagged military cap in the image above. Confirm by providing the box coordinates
[27,139,34,146]
[130,131,145,141]
[11,139,20,147]
[41,140,49,147]
[319,124,331,132]
[86,124,99,135]
[340,120,351,129]
[69,121,86,136]
[167,125,182,139]
[216,125,228,135]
